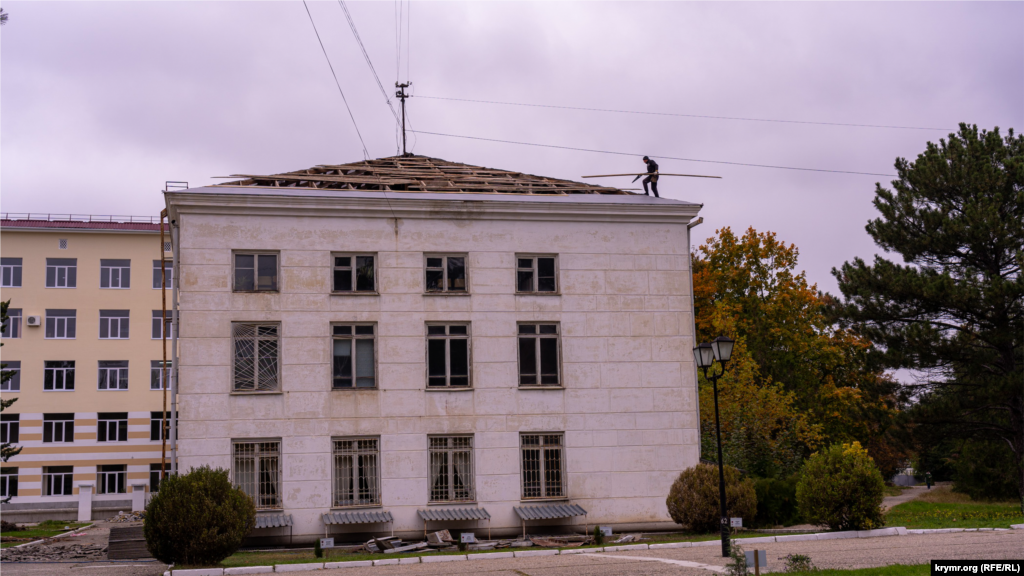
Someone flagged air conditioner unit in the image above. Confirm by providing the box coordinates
[26,315,42,327]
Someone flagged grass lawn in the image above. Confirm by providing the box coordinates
[785,564,928,576]
[885,500,1023,529]
[0,521,91,548]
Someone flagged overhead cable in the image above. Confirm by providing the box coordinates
[409,129,897,177]
[416,95,953,132]
[338,1,399,122]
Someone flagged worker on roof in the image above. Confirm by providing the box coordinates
[632,156,660,197]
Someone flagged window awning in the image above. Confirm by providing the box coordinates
[255,514,293,529]
[417,507,491,522]
[322,510,394,525]
[513,504,588,520]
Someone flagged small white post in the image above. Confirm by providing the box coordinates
[131,484,147,512]
[77,483,94,522]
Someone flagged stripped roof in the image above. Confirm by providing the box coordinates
[215,155,633,196]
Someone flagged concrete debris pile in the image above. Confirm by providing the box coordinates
[109,511,146,523]
[1,542,107,562]
[360,532,538,554]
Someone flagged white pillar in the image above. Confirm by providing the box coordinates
[77,484,94,522]
[131,484,147,512]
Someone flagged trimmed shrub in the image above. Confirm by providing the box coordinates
[753,475,801,528]
[144,466,256,566]
[796,442,884,530]
[666,463,757,533]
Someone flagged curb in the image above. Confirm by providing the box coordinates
[11,523,96,549]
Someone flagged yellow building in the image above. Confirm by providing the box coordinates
[1,214,175,521]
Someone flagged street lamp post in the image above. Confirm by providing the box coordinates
[693,336,735,558]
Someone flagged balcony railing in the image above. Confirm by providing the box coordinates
[1,213,161,224]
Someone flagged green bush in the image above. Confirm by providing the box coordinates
[144,466,256,566]
[753,475,801,527]
[796,442,884,530]
[666,463,757,533]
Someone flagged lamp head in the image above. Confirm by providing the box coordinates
[693,343,715,369]
[711,336,734,363]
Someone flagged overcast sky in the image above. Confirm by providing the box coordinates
[2,1,1021,293]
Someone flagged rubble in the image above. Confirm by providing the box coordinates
[108,511,146,523]
[0,542,107,562]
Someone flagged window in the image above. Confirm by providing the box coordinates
[44,361,75,391]
[150,462,169,492]
[152,260,173,289]
[234,253,278,292]
[151,361,171,390]
[1,361,20,392]
[97,464,127,494]
[163,241,172,253]
[517,256,557,293]
[1,468,17,498]
[45,309,76,339]
[1,308,21,339]
[520,433,565,500]
[150,411,176,441]
[99,310,130,339]
[100,259,131,289]
[233,441,281,510]
[429,436,475,503]
[152,310,173,339]
[333,254,375,292]
[232,323,279,392]
[45,258,76,288]
[1,258,22,287]
[426,324,470,388]
[43,413,75,443]
[58,239,68,250]
[518,324,561,387]
[425,255,467,293]
[1,414,19,444]
[332,437,380,507]
[98,361,129,390]
[97,413,128,442]
[43,466,73,496]
[332,325,375,389]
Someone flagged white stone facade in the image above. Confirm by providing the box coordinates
[167,188,702,541]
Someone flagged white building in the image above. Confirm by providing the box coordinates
[165,156,703,544]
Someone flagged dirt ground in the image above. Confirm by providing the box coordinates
[0,521,167,576]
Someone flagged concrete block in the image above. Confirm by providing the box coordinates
[274,563,324,572]
[895,527,908,536]
[603,544,649,551]
[470,552,514,560]
[738,537,776,544]
[649,542,692,549]
[398,557,421,564]
[857,528,898,538]
[224,567,273,575]
[514,549,559,557]
[324,561,373,569]
[558,548,592,554]
[690,540,720,547]
[172,570,223,576]
[372,559,399,566]
[421,555,467,562]
[1011,524,1024,530]
[815,532,859,540]
[775,534,816,542]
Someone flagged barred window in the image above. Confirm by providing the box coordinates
[332,438,380,507]
[151,361,171,390]
[98,361,129,390]
[518,323,560,386]
[1,308,21,339]
[99,310,130,339]
[234,253,278,292]
[332,325,375,389]
[45,309,76,339]
[425,255,467,292]
[233,323,279,392]
[152,310,173,339]
[43,466,73,496]
[97,413,128,442]
[1,361,20,391]
[45,258,76,288]
[233,441,281,510]
[1,258,22,288]
[43,413,75,443]
[97,464,126,494]
[426,324,470,388]
[429,436,474,503]
[333,254,376,292]
[520,433,565,500]
[44,361,75,391]
[1,467,18,498]
[516,256,557,293]
[153,260,173,289]
[100,259,131,289]
[1,414,19,444]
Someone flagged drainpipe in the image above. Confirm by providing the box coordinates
[170,220,180,476]
[686,216,704,460]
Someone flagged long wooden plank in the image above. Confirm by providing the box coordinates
[581,173,722,179]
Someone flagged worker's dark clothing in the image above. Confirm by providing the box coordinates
[643,159,660,197]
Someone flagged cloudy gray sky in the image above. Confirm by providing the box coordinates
[2,1,1021,293]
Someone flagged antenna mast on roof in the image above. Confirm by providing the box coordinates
[396,82,411,156]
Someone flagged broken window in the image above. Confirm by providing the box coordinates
[233,441,281,510]
[425,255,467,292]
[234,253,278,292]
[518,323,560,387]
[426,323,470,388]
[99,310,130,339]
[44,361,75,391]
[520,433,565,499]
[1,258,22,288]
[98,361,129,391]
[100,259,131,289]
[45,309,76,339]
[97,464,127,494]
[97,413,128,442]
[43,413,75,443]
[45,258,76,288]
[516,256,557,293]
[1,309,21,339]
[332,324,375,389]
[232,323,279,392]
[429,436,475,503]
[43,466,74,496]
[333,254,375,292]
[332,437,380,507]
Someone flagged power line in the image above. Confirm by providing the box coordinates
[409,129,897,177]
[302,0,369,160]
[416,95,954,132]
[338,1,399,122]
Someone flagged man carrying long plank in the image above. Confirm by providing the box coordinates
[632,156,660,197]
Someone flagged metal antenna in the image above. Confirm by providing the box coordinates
[396,82,411,156]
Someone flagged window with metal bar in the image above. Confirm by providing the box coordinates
[97,464,126,494]
[42,414,75,443]
[1,308,21,339]
[152,260,173,289]
[233,441,281,509]
[45,309,76,339]
[1,361,20,392]
[98,310,130,339]
[43,466,73,496]
[1,258,22,288]
[232,323,279,392]
[97,413,128,442]
[520,433,566,500]
[45,258,76,288]
[1,414,19,444]
[333,254,376,292]
[1,467,18,498]
[233,253,278,292]
[516,256,557,293]
[332,437,380,507]
[332,325,375,389]
[426,324,470,388]
[100,259,131,289]
[98,361,129,390]
[151,361,171,390]
[429,436,475,503]
[425,255,467,292]
[518,324,560,386]
[44,361,75,391]
[152,310,173,339]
